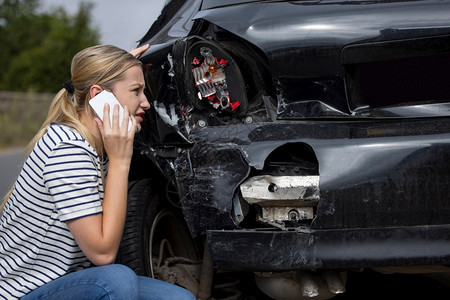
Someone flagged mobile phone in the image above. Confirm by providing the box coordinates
[89,90,132,130]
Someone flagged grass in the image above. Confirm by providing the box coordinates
[0,92,54,150]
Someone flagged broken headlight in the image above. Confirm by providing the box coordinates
[186,40,247,115]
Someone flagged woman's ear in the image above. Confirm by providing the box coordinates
[89,85,103,99]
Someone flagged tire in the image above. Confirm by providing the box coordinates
[116,178,199,278]
[116,178,160,276]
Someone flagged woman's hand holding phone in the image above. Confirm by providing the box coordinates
[90,90,136,165]
[89,90,132,131]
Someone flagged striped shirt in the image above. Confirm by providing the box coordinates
[0,123,106,299]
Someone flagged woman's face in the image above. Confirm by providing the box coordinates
[111,65,150,132]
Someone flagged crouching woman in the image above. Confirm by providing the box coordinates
[0,44,195,300]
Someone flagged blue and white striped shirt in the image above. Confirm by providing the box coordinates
[0,123,105,299]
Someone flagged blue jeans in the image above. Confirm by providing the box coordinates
[22,264,196,300]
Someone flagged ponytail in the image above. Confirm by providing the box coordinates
[25,88,77,155]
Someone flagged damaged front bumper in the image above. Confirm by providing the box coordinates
[207,224,450,271]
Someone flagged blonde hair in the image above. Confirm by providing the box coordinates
[1,45,142,212]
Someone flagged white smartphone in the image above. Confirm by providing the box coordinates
[89,90,132,131]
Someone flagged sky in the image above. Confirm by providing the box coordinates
[40,0,168,51]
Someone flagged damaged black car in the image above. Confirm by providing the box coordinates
[116,0,450,299]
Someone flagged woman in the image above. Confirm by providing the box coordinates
[0,44,195,300]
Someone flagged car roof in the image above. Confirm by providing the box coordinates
[200,0,403,10]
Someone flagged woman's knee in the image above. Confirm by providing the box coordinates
[98,264,138,281]
[94,264,140,298]
[138,276,196,300]
[98,264,139,284]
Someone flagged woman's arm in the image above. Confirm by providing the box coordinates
[67,104,137,265]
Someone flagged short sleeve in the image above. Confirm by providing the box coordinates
[43,141,103,222]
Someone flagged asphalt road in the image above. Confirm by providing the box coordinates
[0,147,24,198]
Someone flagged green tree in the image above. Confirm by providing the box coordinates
[0,0,99,92]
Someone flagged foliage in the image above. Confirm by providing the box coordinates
[0,0,99,92]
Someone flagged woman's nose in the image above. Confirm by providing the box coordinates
[141,93,151,110]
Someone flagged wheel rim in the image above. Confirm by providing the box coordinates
[148,209,198,278]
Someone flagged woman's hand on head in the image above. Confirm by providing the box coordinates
[129,44,150,58]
